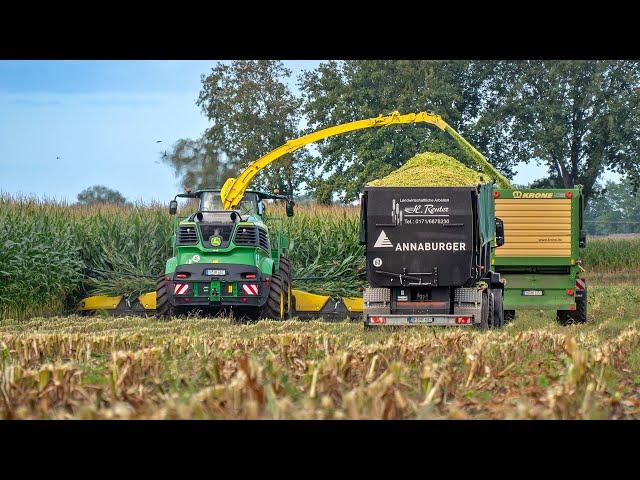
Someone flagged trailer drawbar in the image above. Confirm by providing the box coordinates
[359,183,506,328]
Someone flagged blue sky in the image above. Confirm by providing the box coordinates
[0,60,582,203]
[0,60,320,203]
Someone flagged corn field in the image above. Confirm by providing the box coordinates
[583,235,640,273]
[2,284,640,419]
[0,194,638,320]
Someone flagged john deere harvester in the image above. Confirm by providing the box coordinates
[156,188,295,319]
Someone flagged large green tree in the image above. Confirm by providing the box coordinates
[196,60,302,194]
[584,178,640,235]
[298,60,513,203]
[77,185,126,206]
[493,60,640,203]
[162,137,234,191]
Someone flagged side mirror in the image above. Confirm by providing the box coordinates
[495,217,505,247]
[579,230,586,248]
[285,201,294,217]
[169,200,178,215]
[257,201,265,216]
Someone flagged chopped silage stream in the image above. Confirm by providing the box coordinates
[367,152,493,187]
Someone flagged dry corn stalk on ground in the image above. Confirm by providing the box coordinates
[367,152,492,187]
[2,283,640,419]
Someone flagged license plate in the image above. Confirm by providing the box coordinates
[406,316,434,324]
[522,289,543,296]
[205,269,226,276]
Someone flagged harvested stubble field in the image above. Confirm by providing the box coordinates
[2,283,640,420]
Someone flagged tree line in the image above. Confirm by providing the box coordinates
[163,60,640,207]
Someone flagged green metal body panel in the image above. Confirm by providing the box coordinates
[499,269,580,310]
[189,278,240,302]
[492,187,585,312]
[164,193,286,278]
[165,220,276,276]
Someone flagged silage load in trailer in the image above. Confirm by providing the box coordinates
[367,152,493,187]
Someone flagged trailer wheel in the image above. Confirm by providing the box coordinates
[575,288,588,323]
[475,290,491,330]
[155,274,173,320]
[504,310,516,323]
[492,289,505,328]
[557,288,588,325]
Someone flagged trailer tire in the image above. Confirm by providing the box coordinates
[155,275,173,320]
[475,290,490,330]
[575,288,588,324]
[557,288,588,325]
[492,289,505,328]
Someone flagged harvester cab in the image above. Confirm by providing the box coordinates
[156,188,294,319]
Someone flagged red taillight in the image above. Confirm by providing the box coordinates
[565,191,573,199]
[567,289,574,296]
[493,191,500,199]
[370,316,386,325]
[176,273,188,279]
[244,273,257,279]
[455,316,471,325]
[242,298,247,303]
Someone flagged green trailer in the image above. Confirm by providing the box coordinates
[492,187,587,324]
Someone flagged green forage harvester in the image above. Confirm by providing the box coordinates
[367,152,492,187]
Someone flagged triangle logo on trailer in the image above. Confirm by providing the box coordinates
[374,230,393,248]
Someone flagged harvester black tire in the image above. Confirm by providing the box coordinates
[279,255,293,315]
[155,275,173,320]
[492,289,505,329]
[262,274,288,320]
[279,255,292,279]
[557,288,588,325]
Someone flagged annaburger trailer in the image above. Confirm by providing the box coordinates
[360,183,506,328]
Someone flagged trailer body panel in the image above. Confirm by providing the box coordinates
[492,188,586,316]
[361,184,504,328]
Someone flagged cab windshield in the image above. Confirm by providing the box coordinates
[199,191,259,216]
